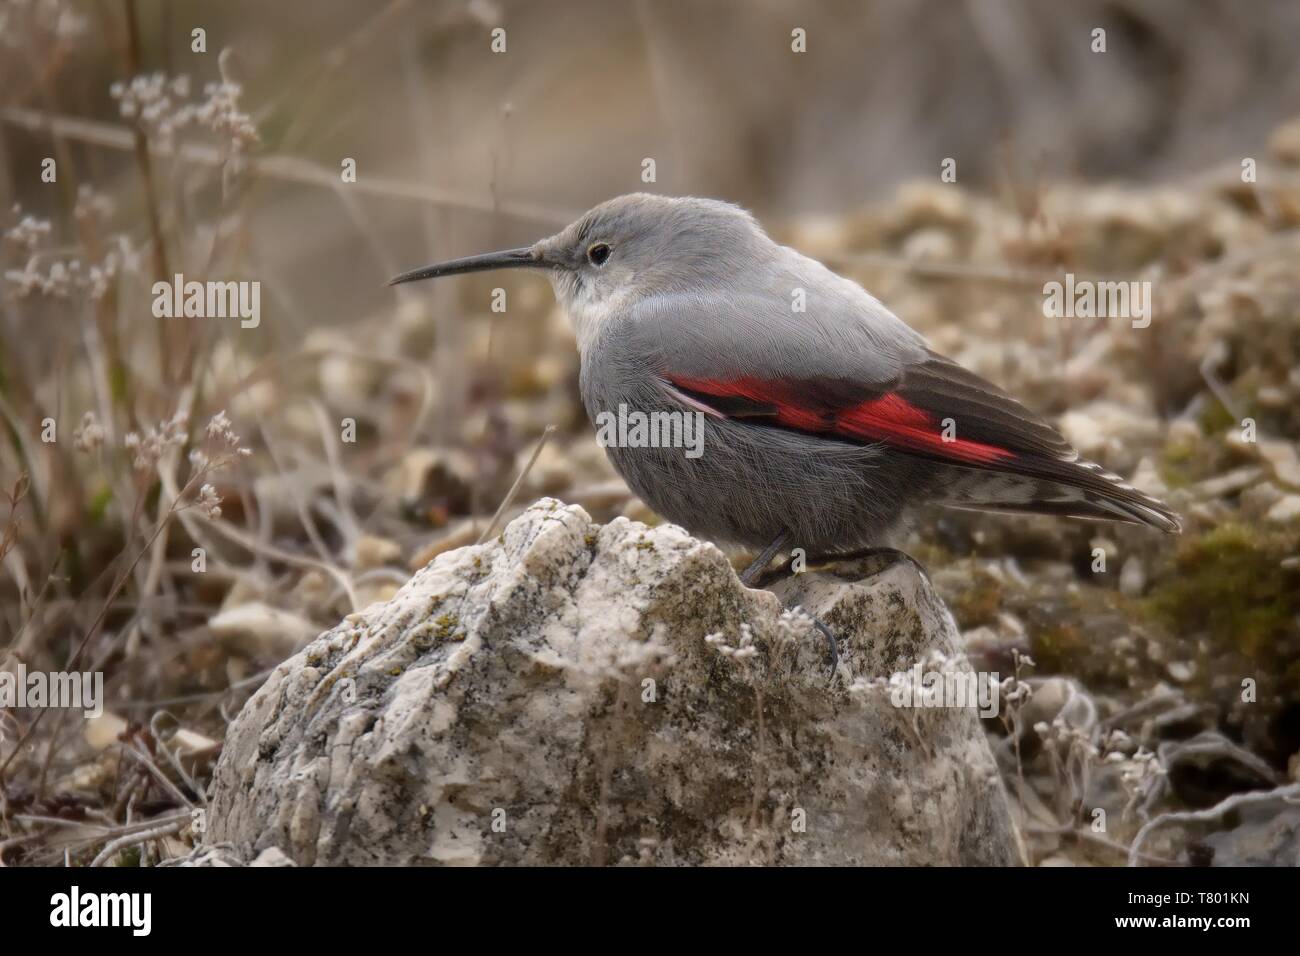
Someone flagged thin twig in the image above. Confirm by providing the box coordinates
[197,512,359,612]
[122,0,176,385]
[1,106,576,226]
[1127,782,1300,867]
[0,471,205,783]
[477,426,556,545]
[89,815,188,867]
[122,743,194,810]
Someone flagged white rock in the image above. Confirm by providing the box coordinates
[1194,466,1264,499]
[1167,660,1196,683]
[1257,439,1300,489]
[84,712,128,751]
[352,534,402,571]
[1119,557,1147,597]
[1058,402,1159,463]
[197,499,1022,867]
[160,843,296,867]
[1266,494,1300,524]
[208,602,318,657]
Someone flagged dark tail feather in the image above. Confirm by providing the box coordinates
[937,456,1182,533]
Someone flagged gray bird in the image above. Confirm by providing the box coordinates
[392,194,1179,661]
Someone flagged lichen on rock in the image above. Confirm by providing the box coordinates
[199,498,1023,866]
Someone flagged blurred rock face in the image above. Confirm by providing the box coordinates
[202,499,1021,866]
[390,0,1300,214]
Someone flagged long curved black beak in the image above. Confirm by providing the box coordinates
[388,247,543,286]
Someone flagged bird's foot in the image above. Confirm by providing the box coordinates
[768,601,840,685]
[758,545,928,588]
[750,544,931,686]
[737,530,838,684]
[807,612,839,685]
[738,529,791,587]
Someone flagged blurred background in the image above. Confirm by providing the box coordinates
[2,0,1299,866]
[7,0,1300,325]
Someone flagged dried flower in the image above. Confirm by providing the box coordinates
[125,411,188,473]
[4,213,52,251]
[196,483,222,519]
[73,411,105,453]
[206,409,240,446]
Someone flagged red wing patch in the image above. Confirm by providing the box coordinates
[668,374,1015,465]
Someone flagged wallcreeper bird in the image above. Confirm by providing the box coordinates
[392,194,1180,665]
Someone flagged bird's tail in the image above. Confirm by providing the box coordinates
[935,456,1182,533]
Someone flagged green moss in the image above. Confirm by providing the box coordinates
[109,361,131,405]
[1144,522,1299,658]
[909,541,952,569]
[1031,618,1089,672]
[946,565,1005,630]
[1158,435,1200,489]
[87,484,113,523]
[1157,458,1193,490]
[1197,400,1235,436]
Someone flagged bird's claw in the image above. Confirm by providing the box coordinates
[809,614,839,685]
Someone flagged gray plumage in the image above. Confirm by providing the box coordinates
[392,193,1180,555]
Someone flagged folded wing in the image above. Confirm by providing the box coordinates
[627,286,1178,533]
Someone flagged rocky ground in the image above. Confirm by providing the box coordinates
[4,119,1300,866]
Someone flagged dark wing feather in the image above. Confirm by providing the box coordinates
[668,350,1068,466]
[899,352,1076,461]
[665,350,1181,532]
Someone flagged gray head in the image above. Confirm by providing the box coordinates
[390,194,773,339]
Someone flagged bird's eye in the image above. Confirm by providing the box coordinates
[587,242,612,266]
